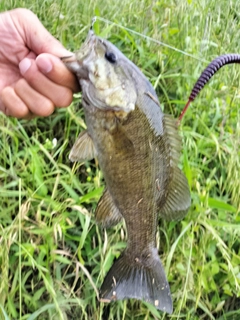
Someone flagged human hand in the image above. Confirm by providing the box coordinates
[0,8,79,118]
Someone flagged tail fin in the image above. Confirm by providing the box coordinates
[99,248,173,314]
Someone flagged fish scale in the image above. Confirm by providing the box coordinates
[84,105,160,250]
[63,29,191,314]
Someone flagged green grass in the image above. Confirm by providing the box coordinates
[0,0,240,319]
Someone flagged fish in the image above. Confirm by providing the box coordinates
[62,29,191,314]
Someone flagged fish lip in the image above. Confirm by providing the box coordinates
[60,54,77,63]
[85,29,96,44]
[61,53,88,79]
[61,31,97,65]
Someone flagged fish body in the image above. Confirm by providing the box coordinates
[63,30,191,314]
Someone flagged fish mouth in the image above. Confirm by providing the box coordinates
[61,53,89,79]
[61,54,77,63]
[61,30,98,79]
[61,30,97,61]
[75,30,98,62]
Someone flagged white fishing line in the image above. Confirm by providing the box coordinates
[95,16,209,64]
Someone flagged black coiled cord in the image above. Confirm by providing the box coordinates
[189,54,240,101]
[179,53,240,122]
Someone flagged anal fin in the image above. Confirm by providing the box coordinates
[69,130,97,162]
[95,188,123,228]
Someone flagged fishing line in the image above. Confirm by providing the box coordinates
[95,16,209,64]
[95,17,239,123]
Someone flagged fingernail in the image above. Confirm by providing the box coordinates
[36,56,52,73]
[19,58,31,75]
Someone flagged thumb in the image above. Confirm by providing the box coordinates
[11,8,72,57]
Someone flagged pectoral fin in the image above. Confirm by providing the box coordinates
[69,130,97,162]
[95,188,123,228]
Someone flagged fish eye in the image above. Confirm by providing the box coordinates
[105,51,117,63]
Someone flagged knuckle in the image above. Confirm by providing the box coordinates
[15,108,29,118]
[38,100,55,117]
[14,8,33,16]
[56,89,73,107]
[1,86,30,118]
[15,78,27,91]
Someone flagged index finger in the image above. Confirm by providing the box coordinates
[36,53,80,93]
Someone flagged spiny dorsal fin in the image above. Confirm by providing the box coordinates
[158,115,191,220]
[95,188,123,228]
[69,130,97,162]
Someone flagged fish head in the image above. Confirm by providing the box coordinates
[62,30,138,113]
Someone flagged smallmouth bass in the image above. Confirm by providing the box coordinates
[63,30,191,314]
